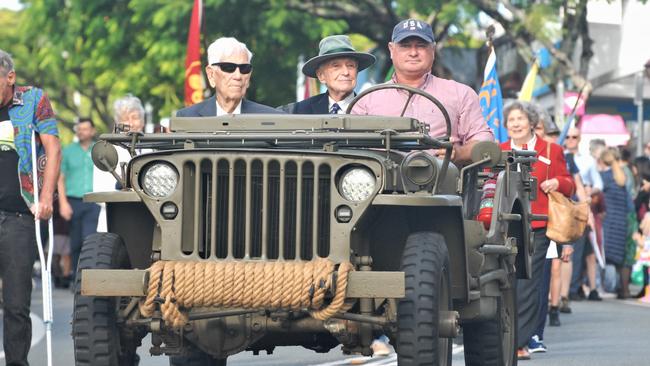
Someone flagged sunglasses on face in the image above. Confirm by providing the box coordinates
[212,62,253,74]
[566,135,579,140]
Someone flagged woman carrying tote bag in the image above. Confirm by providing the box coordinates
[499,101,575,360]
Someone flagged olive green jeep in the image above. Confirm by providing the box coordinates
[73,85,537,366]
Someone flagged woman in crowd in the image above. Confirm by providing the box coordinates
[500,101,575,360]
[534,109,585,319]
[598,147,633,298]
[633,157,650,297]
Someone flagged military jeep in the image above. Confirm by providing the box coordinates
[73,85,536,366]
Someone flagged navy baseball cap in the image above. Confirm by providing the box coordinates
[392,19,435,43]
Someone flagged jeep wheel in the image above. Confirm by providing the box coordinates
[396,232,452,366]
[463,273,517,366]
[169,350,227,366]
[72,233,142,366]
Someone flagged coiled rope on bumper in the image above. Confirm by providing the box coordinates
[139,259,355,329]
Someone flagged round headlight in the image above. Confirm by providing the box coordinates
[402,152,437,186]
[141,163,178,198]
[339,167,376,202]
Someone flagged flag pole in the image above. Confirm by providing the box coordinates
[557,84,587,146]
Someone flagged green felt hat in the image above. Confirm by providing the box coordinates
[302,35,376,78]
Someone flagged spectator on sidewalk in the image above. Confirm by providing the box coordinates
[534,109,581,318]
[500,101,574,360]
[566,131,603,302]
[60,117,100,279]
[599,147,633,298]
[635,157,650,297]
[93,94,146,232]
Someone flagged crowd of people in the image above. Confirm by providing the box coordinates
[1,15,649,365]
[501,100,650,361]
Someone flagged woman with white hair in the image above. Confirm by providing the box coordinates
[93,94,146,231]
[500,101,575,360]
[113,94,145,132]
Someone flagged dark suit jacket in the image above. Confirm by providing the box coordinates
[176,96,282,117]
[292,93,329,114]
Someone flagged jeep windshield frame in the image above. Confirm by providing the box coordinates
[98,114,452,152]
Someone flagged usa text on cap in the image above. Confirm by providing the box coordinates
[392,19,435,43]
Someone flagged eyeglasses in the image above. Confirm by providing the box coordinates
[211,62,253,74]
[566,135,579,140]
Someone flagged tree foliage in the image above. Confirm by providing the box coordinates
[0,0,346,132]
[2,0,638,134]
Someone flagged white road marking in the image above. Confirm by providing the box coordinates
[310,345,463,366]
[0,312,46,360]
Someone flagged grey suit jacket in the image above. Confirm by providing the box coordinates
[176,96,282,117]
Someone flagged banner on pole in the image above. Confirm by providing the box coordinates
[479,47,507,142]
[184,0,203,106]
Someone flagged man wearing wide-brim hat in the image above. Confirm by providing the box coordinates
[292,35,375,115]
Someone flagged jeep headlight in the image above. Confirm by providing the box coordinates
[339,167,376,202]
[141,163,178,198]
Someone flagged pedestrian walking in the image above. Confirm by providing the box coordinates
[60,117,101,280]
[598,147,633,298]
[0,49,61,366]
[499,101,575,360]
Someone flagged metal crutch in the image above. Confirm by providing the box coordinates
[31,130,54,366]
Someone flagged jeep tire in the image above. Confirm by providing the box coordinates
[72,233,141,366]
[463,273,518,366]
[396,232,452,366]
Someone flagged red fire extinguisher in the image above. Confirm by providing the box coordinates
[476,176,497,230]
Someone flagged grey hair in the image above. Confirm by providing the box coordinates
[503,101,539,130]
[0,49,15,76]
[207,37,253,64]
[589,138,606,155]
[113,94,145,122]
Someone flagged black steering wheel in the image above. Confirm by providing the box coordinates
[346,83,452,139]
[345,83,453,193]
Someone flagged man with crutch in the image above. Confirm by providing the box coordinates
[0,49,60,366]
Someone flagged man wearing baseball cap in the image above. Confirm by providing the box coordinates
[351,19,493,163]
[292,35,375,114]
[176,37,280,116]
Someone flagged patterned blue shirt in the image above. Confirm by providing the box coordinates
[6,86,59,205]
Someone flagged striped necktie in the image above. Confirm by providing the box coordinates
[330,103,341,114]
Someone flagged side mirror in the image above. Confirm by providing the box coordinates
[470,141,502,167]
[92,140,119,172]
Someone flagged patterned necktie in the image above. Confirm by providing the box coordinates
[330,103,341,114]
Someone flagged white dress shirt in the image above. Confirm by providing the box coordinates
[216,100,243,116]
[328,93,355,114]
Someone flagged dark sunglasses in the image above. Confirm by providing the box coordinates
[212,62,253,74]
[565,135,579,139]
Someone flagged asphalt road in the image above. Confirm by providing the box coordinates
[1,282,648,366]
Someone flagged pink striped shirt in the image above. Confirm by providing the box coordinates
[351,74,494,145]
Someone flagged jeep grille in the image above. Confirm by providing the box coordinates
[181,157,331,260]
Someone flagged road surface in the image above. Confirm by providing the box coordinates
[1,282,648,365]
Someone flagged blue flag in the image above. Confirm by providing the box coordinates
[479,48,507,142]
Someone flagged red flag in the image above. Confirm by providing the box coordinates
[184,0,203,106]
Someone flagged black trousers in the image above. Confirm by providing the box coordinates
[0,210,38,366]
[516,228,550,348]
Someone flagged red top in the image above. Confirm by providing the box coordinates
[500,137,575,229]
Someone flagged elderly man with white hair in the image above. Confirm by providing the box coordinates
[176,37,279,116]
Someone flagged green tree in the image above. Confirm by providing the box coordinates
[1,0,345,131]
